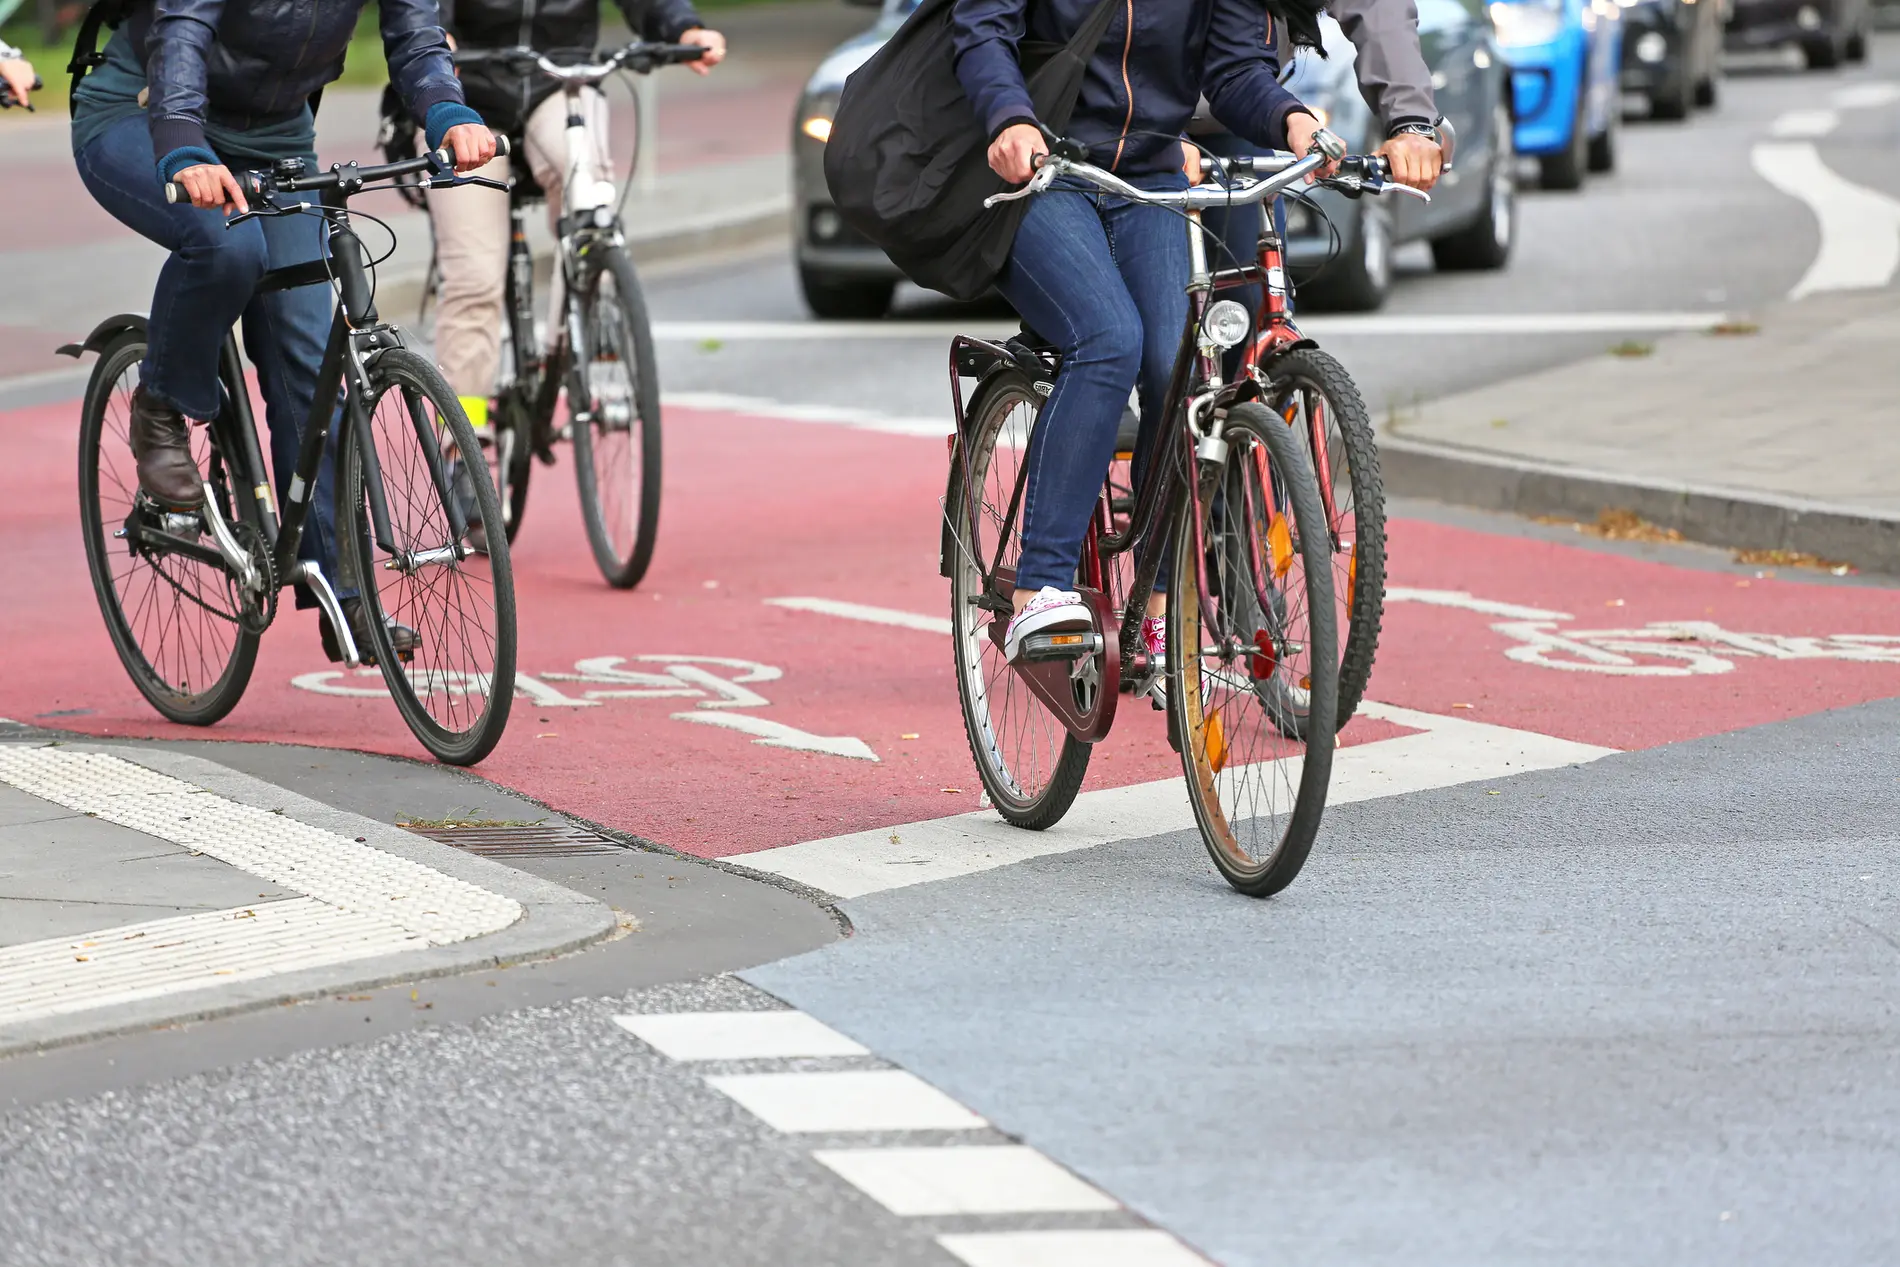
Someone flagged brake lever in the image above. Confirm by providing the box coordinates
[983,160,1061,209]
[430,173,512,193]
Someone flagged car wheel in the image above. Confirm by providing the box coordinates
[1802,33,1842,69]
[1694,72,1718,108]
[1587,93,1618,173]
[1298,201,1392,311]
[1651,68,1694,120]
[1431,108,1516,271]
[799,269,896,320]
[1539,84,1589,190]
[1844,19,1868,61]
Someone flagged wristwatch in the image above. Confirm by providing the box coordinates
[1387,121,1441,145]
[1388,114,1456,171]
[0,40,24,62]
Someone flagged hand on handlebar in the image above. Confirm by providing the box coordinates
[0,58,36,110]
[1375,132,1443,192]
[441,123,499,172]
[988,122,1048,185]
[678,27,726,75]
[1285,112,1342,182]
[174,163,251,215]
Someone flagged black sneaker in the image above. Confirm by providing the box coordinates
[320,596,420,666]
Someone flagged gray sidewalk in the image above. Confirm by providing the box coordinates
[1379,286,1900,574]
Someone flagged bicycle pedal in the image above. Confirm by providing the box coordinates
[1018,631,1100,662]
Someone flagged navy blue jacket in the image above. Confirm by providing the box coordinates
[136,0,465,162]
[951,0,1311,174]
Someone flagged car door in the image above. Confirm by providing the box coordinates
[1408,0,1485,236]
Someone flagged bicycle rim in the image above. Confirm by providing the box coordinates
[343,349,517,765]
[1170,402,1337,896]
[949,373,1090,828]
[570,245,662,589]
[78,334,258,726]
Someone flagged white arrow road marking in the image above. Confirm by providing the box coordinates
[1384,587,1572,621]
[1769,108,1840,138]
[1751,141,1900,296]
[767,596,956,635]
[673,711,881,762]
[1832,82,1900,109]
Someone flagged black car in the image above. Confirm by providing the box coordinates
[1620,0,1724,118]
[1726,0,1872,68]
[790,0,1515,317]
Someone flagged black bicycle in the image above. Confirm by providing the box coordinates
[436,41,704,589]
[945,137,1421,896]
[61,147,519,765]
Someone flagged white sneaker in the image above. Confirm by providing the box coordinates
[1004,587,1092,662]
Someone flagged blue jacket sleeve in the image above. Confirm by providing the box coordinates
[380,0,467,127]
[616,0,707,43]
[1203,0,1313,150]
[146,0,221,161]
[951,0,1040,141]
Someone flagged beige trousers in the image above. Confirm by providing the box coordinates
[427,88,614,406]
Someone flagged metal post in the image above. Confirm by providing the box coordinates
[634,75,659,196]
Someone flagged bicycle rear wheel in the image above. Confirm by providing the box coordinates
[949,370,1091,828]
[78,331,259,725]
[1266,349,1384,728]
[569,244,662,589]
[1168,402,1337,897]
[339,349,517,765]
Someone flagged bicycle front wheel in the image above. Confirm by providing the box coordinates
[340,349,517,765]
[1168,402,1337,897]
[78,331,259,726]
[948,370,1091,829]
[568,244,662,589]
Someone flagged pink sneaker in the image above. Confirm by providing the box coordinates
[1142,614,1166,665]
[1004,587,1092,661]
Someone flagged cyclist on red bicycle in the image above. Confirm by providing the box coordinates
[70,0,493,661]
[428,0,727,436]
[952,0,1333,662]
[0,39,35,108]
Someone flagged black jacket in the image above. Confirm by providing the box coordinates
[441,0,705,133]
[951,0,1309,175]
[138,0,463,161]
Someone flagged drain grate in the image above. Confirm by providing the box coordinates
[403,821,629,859]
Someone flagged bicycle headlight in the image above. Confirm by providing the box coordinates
[1201,300,1252,350]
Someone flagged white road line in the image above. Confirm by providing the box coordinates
[1832,82,1900,109]
[672,710,881,761]
[666,391,951,437]
[767,596,955,635]
[614,1011,868,1061]
[653,313,1727,342]
[0,747,521,1027]
[1769,108,1840,138]
[1385,587,1572,620]
[1750,142,1900,297]
[738,703,1614,899]
[938,1230,1213,1266]
[813,1146,1119,1216]
[706,1069,989,1133]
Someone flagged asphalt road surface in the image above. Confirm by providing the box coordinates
[2,39,1898,1267]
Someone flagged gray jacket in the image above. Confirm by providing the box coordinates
[1332,0,1437,131]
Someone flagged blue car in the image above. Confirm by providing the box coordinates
[1490,0,1624,189]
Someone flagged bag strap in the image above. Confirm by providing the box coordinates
[66,0,133,114]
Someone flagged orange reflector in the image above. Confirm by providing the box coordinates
[1300,674,1311,690]
[1205,709,1228,773]
[1269,515,1294,579]
[1046,634,1085,645]
[1345,545,1358,620]
[1114,450,1134,461]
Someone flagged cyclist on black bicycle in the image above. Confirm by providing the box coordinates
[428,0,727,438]
[69,0,494,662]
[0,38,35,109]
[952,0,1334,663]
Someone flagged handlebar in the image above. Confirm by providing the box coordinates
[163,133,511,206]
[452,40,706,83]
[0,74,42,111]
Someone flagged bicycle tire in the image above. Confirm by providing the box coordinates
[78,331,260,726]
[1266,348,1385,728]
[949,370,1091,829]
[1169,401,1337,897]
[491,390,534,545]
[339,349,517,765]
[569,243,662,589]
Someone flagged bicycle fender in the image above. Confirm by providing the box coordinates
[1256,337,1320,375]
[57,312,149,360]
[941,362,1038,580]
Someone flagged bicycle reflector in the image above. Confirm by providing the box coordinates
[1201,300,1251,349]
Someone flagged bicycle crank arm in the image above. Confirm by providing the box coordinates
[199,482,262,591]
[294,561,362,668]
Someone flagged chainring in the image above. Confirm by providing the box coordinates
[231,521,279,635]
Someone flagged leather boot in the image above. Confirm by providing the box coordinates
[129,386,205,509]
[320,596,422,667]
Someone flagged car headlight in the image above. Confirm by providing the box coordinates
[1489,0,1566,46]
[801,115,833,143]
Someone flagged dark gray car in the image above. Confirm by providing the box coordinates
[791,0,1515,317]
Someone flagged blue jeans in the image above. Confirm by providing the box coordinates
[75,113,347,604]
[996,172,1189,596]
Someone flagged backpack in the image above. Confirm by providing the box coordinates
[821,0,1120,302]
[65,0,134,114]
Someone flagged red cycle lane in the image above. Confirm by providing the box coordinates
[3,391,1897,859]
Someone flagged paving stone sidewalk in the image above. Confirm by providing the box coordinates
[1378,286,1900,573]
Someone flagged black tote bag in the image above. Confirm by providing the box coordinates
[822,0,1121,301]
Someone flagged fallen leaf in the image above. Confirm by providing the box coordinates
[536,733,558,739]
[940,787,964,794]
[1451,702,1473,710]
[1486,790,1501,796]
[73,955,89,962]
[1606,599,1625,607]
[900,733,920,740]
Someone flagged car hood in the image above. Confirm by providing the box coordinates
[803,21,900,97]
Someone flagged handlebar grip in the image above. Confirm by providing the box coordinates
[164,181,182,205]
[495,132,512,156]
[433,131,510,166]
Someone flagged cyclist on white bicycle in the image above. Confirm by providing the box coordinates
[952,0,1334,662]
[429,0,727,435]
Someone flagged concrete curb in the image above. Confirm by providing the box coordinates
[1379,433,1900,576]
[0,742,617,1056]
